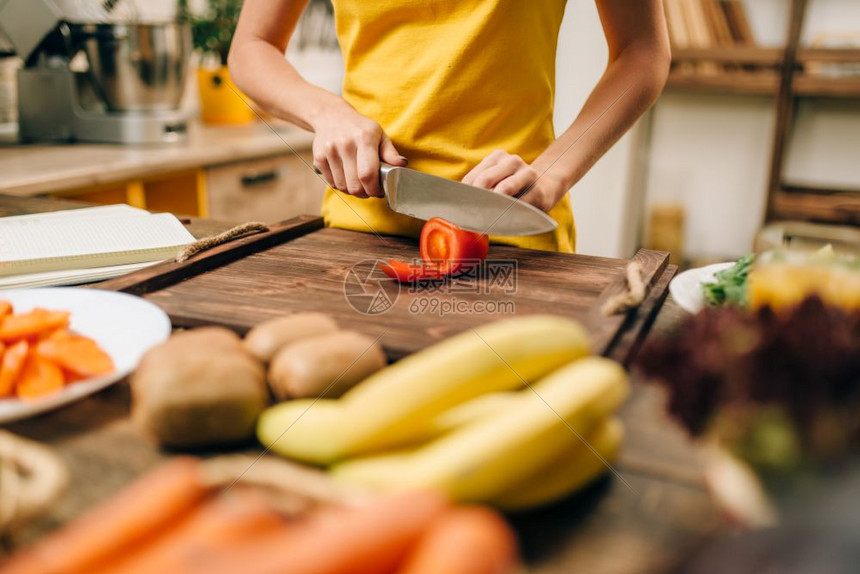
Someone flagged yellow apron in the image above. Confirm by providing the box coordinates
[322,0,575,253]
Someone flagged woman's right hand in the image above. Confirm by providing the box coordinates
[310,101,408,199]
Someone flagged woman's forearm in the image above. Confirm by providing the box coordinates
[228,38,345,132]
[228,0,407,197]
[228,0,349,132]
[532,45,670,196]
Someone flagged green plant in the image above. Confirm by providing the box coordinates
[179,0,243,66]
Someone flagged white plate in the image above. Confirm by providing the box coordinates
[669,262,736,314]
[0,288,170,423]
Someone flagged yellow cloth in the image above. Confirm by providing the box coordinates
[322,0,575,253]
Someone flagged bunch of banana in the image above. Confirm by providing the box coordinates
[257,315,629,510]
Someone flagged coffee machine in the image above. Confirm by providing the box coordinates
[0,0,191,144]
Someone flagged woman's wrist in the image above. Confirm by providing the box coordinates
[530,158,575,206]
[305,91,352,132]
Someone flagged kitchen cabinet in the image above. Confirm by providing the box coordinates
[206,152,326,222]
[49,170,206,217]
[43,151,326,223]
[0,121,318,220]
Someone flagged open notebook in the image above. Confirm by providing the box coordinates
[0,205,195,289]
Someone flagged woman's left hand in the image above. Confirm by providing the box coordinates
[462,150,565,213]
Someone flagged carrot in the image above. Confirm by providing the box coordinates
[176,490,450,574]
[46,328,72,340]
[60,368,88,384]
[37,335,114,378]
[14,351,65,401]
[0,300,12,318]
[100,490,286,574]
[398,506,520,574]
[0,309,70,342]
[0,458,212,574]
[0,340,29,397]
[36,327,71,342]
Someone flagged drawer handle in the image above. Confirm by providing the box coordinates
[241,168,282,187]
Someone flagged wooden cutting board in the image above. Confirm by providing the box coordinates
[98,216,675,364]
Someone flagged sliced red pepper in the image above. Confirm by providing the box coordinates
[419,218,489,275]
[380,260,447,283]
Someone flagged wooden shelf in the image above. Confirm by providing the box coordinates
[671,47,860,67]
[666,71,860,99]
[795,47,860,98]
[797,48,860,64]
[662,1,860,227]
[668,45,860,99]
[671,47,784,66]
[772,186,860,225]
[666,70,779,96]
[793,74,860,98]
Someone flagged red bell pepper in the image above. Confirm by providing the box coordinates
[382,219,490,284]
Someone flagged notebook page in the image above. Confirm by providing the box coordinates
[0,204,149,223]
[0,261,159,289]
[0,213,195,276]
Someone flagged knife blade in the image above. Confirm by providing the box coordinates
[380,163,558,237]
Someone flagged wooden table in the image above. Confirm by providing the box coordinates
[0,195,723,573]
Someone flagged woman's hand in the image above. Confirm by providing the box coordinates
[310,101,408,199]
[462,150,566,213]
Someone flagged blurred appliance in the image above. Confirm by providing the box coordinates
[0,0,191,143]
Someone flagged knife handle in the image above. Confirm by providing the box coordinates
[379,162,397,197]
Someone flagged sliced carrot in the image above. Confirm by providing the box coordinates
[14,352,64,401]
[36,327,72,342]
[37,335,114,378]
[0,458,212,574]
[60,368,88,384]
[0,308,70,342]
[0,300,12,318]
[101,491,287,574]
[398,506,521,574]
[175,491,450,574]
[0,343,5,392]
[0,340,29,397]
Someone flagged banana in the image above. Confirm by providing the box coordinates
[492,417,623,511]
[257,315,591,465]
[257,398,344,463]
[331,357,629,503]
[428,392,521,437]
[356,392,523,449]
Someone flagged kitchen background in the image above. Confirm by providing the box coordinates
[1,0,858,262]
[558,0,860,260]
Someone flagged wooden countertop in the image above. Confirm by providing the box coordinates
[0,195,725,573]
[0,120,314,197]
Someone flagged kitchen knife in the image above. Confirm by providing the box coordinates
[379,163,558,237]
